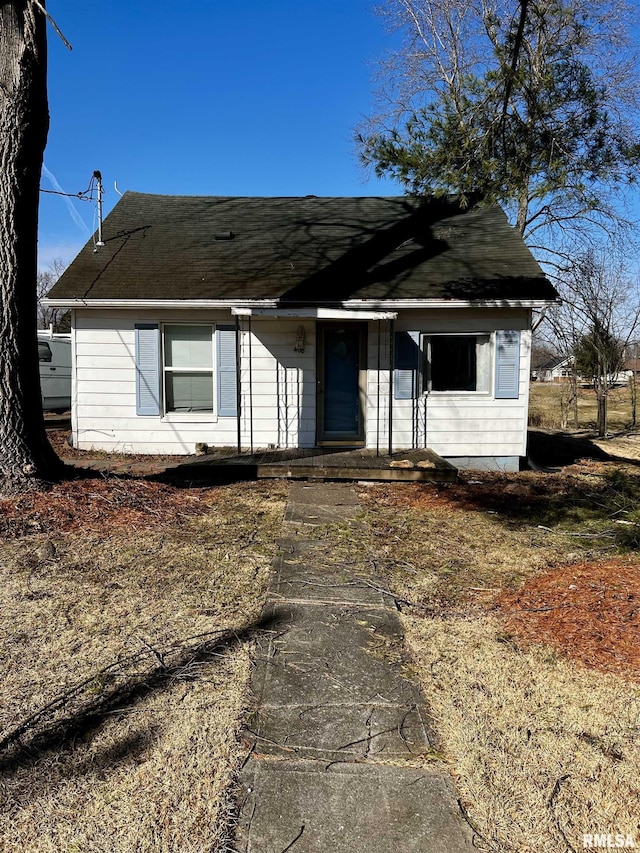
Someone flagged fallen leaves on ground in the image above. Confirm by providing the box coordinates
[498,559,640,681]
[359,474,592,524]
[360,469,612,516]
[45,428,178,465]
[0,477,212,537]
[358,473,640,679]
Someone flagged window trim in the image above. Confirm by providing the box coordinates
[160,322,218,421]
[421,332,493,397]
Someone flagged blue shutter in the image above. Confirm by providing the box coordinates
[394,331,421,399]
[495,331,521,399]
[217,325,237,417]
[135,324,160,416]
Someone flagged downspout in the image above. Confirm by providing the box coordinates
[532,307,548,333]
[424,391,428,449]
[527,308,550,470]
[423,384,428,449]
[376,319,381,456]
[276,361,281,447]
[388,318,394,455]
[423,338,429,449]
[71,308,78,448]
[235,315,241,453]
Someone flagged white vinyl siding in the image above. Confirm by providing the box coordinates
[72,311,315,453]
[367,310,531,459]
[72,307,531,461]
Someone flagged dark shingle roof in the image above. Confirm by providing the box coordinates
[538,357,566,370]
[49,192,557,303]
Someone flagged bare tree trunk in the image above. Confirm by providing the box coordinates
[595,383,608,436]
[0,2,62,493]
[559,384,569,430]
[571,374,579,430]
[630,374,637,429]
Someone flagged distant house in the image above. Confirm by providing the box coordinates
[45,193,558,471]
[533,356,573,383]
[623,358,640,380]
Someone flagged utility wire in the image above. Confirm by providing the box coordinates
[40,173,99,201]
[39,189,93,200]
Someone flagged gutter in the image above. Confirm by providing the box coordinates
[42,297,561,311]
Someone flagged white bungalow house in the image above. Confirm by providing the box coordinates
[533,356,574,383]
[45,193,559,471]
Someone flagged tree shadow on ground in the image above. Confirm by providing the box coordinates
[527,428,612,469]
[0,609,283,788]
[442,462,640,537]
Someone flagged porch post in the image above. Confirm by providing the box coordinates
[235,315,241,453]
[376,318,381,456]
[388,318,394,455]
[248,314,254,454]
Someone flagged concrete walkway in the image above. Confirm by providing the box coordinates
[234,482,473,852]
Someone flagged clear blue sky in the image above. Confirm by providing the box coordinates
[38,0,401,270]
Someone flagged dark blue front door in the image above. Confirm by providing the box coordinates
[318,324,365,442]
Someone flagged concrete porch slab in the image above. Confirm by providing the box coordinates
[161,446,458,484]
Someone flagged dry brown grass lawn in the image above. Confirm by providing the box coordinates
[356,470,640,852]
[0,476,286,853]
[529,381,636,432]
[405,615,640,853]
[354,477,587,609]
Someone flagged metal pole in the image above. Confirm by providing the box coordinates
[424,394,428,449]
[414,360,418,449]
[235,315,241,453]
[93,170,105,247]
[388,318,394,456]
[376,319,381,456]
[248,315,254,454]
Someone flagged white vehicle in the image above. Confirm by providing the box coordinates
[38,331,71,412]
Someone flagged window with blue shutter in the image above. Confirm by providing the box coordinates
[424,334,491,393]
[495,330,521,399]
[164,325,214,412]
[216,325,238,417]
[394,331,421,399]
[135,324,161,416]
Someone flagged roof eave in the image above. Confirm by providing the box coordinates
[43,297,561,310]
